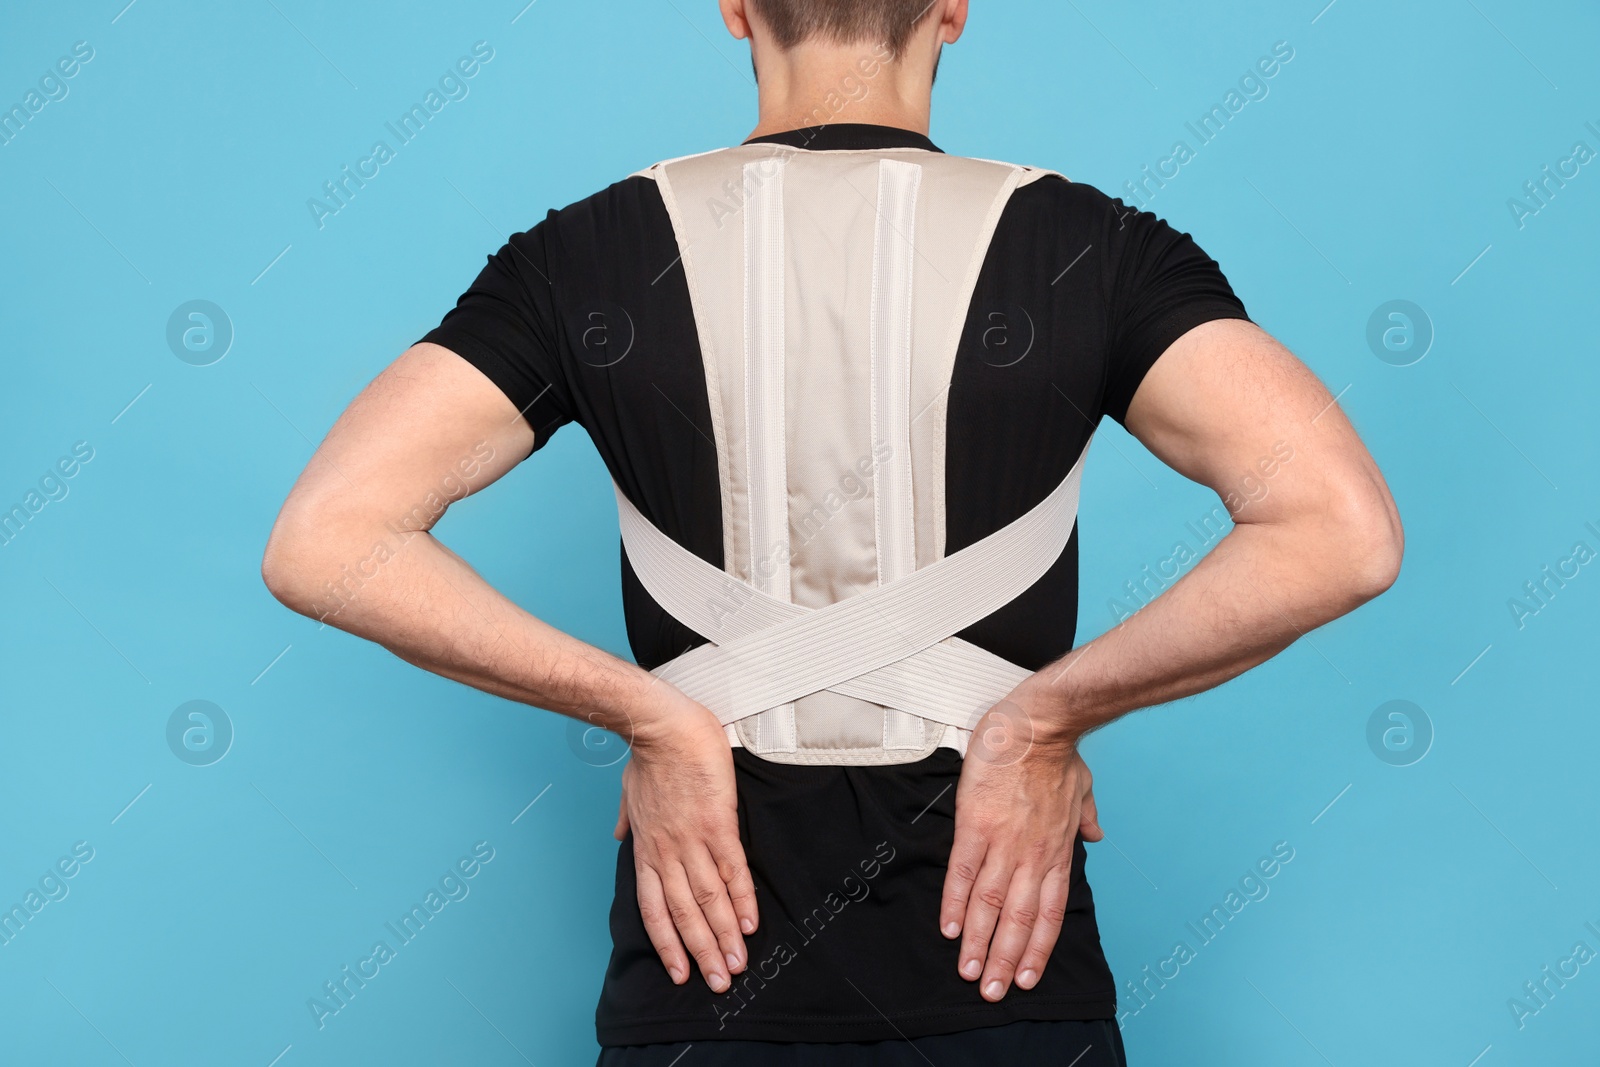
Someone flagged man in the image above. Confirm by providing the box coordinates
[262,1,1403,1062]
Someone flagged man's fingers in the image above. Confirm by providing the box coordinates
[939,828,989,940]
[682,846,748,976]
[1078,782,1103,842]
[661,864,731,993]
[614,793,631,843]
[977,863,1045,1001]
[1014,862,1071,991]
[1075,755,1103,842]
[958,853,1014,984]
[635,863,689,985]
[713,836,760,936]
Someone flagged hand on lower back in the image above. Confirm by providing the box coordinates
[615,688,757,993]
[939,697,1101,1001]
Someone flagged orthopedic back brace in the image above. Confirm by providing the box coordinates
[625,144,1089,766]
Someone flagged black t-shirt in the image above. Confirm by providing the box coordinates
[420,123,1250,1045]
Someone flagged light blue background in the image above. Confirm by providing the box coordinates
[2,1,1596,1064]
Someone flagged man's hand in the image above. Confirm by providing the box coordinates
[940,693,1101,1002]
[614,690,758,994]
[257,346,765,994]
[934,318,1407,1002]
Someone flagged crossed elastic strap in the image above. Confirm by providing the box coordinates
[614,437,1090,735]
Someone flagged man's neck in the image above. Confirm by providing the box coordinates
[745,44,934,140]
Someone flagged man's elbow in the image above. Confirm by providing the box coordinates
[260,510,327,617]
[260,544,299,611]
[1330,479,1404,607]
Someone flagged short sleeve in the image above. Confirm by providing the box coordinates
[418,218,576,452]
[1099,198,1251,425]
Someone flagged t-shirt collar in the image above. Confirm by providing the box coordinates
[742,122,943,154]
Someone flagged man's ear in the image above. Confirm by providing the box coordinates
[720,0,751,41]
[943,0,970,45]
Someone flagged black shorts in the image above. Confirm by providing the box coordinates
[596,1018,1127,1065]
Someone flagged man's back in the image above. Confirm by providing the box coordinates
[418,122,1250,1043]
[265,8,1399,1065]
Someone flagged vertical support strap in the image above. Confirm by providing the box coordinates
[870,159,927,751]
[742,158,797,754]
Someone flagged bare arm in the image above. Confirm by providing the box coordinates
[262,342,757,993]
[943,318,1403,1002]
[1022,316,1404,736]
[260,343,653,727]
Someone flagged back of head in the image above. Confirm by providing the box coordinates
[725,0,967,135]
[751,0,941,59]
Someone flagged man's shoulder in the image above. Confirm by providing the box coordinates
[533,170,674,244]
[558,145,738,208]
[532,149,1130,246]
[990,166,1120,221]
